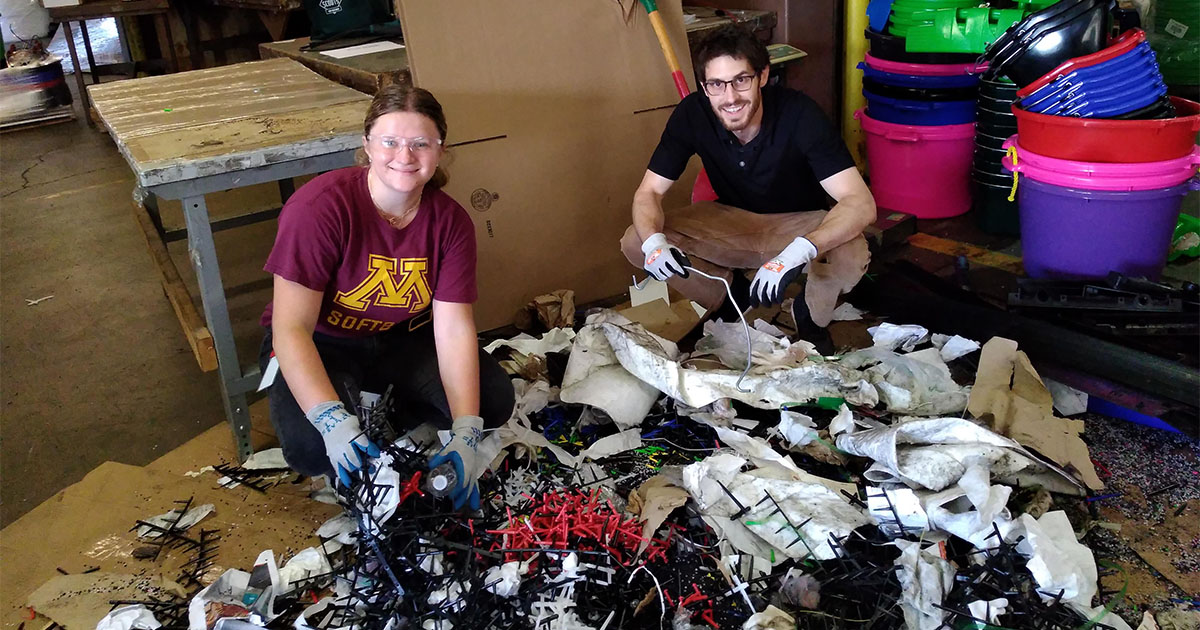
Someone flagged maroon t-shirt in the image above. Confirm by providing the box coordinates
[261,167,477,337]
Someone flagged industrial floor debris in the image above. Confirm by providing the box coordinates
[5,293,1197,630]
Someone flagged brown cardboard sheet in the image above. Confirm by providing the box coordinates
[967,338,1104,491]
[1,461,339,629]
[395,0,697,329]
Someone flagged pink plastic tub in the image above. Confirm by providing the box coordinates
[863,52,987,76]
[856,109,976,218]
[1001,137,1200,190]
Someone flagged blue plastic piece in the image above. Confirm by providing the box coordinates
[867,0,895,33]
[863,88,976,124]
[1087,397,1183,434]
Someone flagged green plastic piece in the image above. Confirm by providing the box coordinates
[905,7,1025,53]
[1168,213,1200,262]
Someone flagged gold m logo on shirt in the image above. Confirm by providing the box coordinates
[334,255,431,312]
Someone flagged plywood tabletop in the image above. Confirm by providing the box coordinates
[88,58,371,188]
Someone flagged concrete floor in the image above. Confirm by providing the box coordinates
[0,80,284,527]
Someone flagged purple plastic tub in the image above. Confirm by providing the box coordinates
[1018,177,1198,280]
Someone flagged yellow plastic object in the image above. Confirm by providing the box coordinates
[1007,145,1020,201]
[843,0,869,169]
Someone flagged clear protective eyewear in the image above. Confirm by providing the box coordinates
[701,73,757,97]
[367,135,444,154]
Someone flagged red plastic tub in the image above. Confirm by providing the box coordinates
[1011,96,1200,162]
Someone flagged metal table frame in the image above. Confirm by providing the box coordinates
[141,149,357,460]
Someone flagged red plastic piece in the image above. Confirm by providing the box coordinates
[397,471,425,505]
[1013,97,1200,163]
[701,608,719,628]
[1016,29,1146,98]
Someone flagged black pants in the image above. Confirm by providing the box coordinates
[259,319,515,478]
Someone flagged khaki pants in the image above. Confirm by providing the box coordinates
[620,202,870,327]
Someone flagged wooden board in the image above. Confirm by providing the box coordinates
[259,37,411,95]
[47,0,169,20]
[131,200,218,372]
[88,58,371,188]
[684,7,777,44]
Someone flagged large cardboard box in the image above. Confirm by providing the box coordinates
[395,0,697,330]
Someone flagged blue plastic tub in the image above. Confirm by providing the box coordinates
[1021,65,1163,110]
[1033,82,1168,117]
[863,89,977,124]
[859,62,981,88]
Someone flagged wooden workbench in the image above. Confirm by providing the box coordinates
[259,37,410,95]
[47,0,177,125]
[210,0,302,40]
[88,58,371,460]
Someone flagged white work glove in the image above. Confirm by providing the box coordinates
[749,237,818,307]
[306,400,380,487]
[640,232,691,281]
[428,415,484,510]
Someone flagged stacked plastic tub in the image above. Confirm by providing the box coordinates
[973,77,1021,234]
[980,14,1200,279]
[857,3,985,219]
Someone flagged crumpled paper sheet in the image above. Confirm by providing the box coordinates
[774,409,818,449]
[931,333,981,362]
[515,289,575,330]
[559,313,671,429]
[682,454,868,560]
[828,404,856,438]
[841,347,969,416]
[685,415,856,498]
[187,566,283,630]
[894,539,956,630]
[29,573,185,630]
[484,328,576,356]
[97,605,162,630]
[869,323,929,352]
[1008,511,1132,630]
[741,605,795,630]
[868,465,1013,549]
[498,412,580,467]
[693,320,815,369]
[136,503,215,538]
[967,599,1009,626]
[630,476,690,554]
[1042,377,1089,417]
[967,338,1103,490]
[831,302,865,321]
[582,310,878,411]
[278,548,333,589]
[836,417,1081,494]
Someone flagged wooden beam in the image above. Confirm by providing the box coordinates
[906,232,1026,275]
[130,200,219,372]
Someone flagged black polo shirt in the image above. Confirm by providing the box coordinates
[647,85,857,214]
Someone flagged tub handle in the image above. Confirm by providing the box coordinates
[1006,145,1020,201]
[1190,145,1200,166]
[1189,176,1200,192]
[883,131,922,142]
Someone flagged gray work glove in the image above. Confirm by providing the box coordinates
[306,400,380,487]
[428,415,484,510]
[641,232,691,281]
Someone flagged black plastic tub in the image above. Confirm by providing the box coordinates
[973,177,1021,235]
[866,28,981,64]
[863,77,979,101]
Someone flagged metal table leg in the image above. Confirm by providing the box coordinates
[182,194,255,461]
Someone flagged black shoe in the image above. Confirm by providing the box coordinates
[791,298,835,355]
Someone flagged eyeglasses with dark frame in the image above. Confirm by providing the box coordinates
[701,73,757,97]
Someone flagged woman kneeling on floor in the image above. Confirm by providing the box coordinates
[258,85,515,510]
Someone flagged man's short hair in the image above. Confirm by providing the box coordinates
[692,24,769,82]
